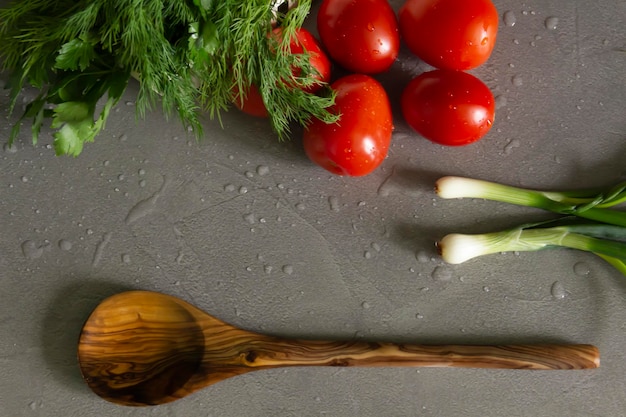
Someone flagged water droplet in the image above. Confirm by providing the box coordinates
[415,250,431,263]
[264,265,273,274]
[138,168,146,176]
[282,264,294,275]
[377,168,397,197]
[495,95,508,109]
[58,239,72,251]
[482,286,491,292]
[295,202,306,210]
[371,242,381,252]
[126,177,169,224]
[122,253,131,264]
[545,16,559,31]
[361,301,371,309]
[573,262,591,276]
[256,165,270,176]
[550,281,567,299]
[328,196,340,212]
[238,186,248,194]
[21,240,46,260]
[416,313,424,319]
[119,134,128,142]
[367,22,375,32]
[431,265,453,282]
[92,232,112,266]
[224,183,236,192]
[243,213,255,224]
[511,74,524,87]
[364,250,372,259]
[503,10,517,27]
[504,139,521,155]
[354,331,365,339]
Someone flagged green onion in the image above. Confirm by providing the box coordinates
[436,176,626,227]
[435,176,626,277]
[596,254,626,276]
[437,223,626,271]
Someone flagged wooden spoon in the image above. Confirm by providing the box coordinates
[77,290,600,406]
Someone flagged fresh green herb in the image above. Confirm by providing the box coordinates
[0,0,337,156]
[435,176,626,276]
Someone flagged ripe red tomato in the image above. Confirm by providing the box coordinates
[303,74,393,176]
[233,28,331,117]
[232,84,269,117]
[399,0,499,70]
[401,70,495,146]
[317,0,399,74]
[283,27,332,93]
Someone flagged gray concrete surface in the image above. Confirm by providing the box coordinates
[1,0,625,416]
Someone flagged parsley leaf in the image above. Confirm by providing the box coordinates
[55,36,98,72]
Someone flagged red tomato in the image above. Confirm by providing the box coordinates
[401,70,495,146]
[303,74,393,176]
[283,27,332,93]
[233,28,331,117]
[399,0,499,70]
[232,84,269,117]
[317,0,399,74]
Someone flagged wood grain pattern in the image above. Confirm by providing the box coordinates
[77,291,600,406]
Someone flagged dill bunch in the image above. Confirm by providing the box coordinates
[0,0,336,156]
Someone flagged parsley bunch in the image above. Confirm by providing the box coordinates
[0,0,336,156]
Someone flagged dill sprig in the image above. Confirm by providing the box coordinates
[0,0,336,156]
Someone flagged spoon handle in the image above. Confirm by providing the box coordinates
[241,340,599,370]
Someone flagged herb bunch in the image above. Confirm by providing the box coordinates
[0,0,336,156]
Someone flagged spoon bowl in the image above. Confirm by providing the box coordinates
[77,291,600,406]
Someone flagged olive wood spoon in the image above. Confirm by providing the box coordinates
[77,290,600,406]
